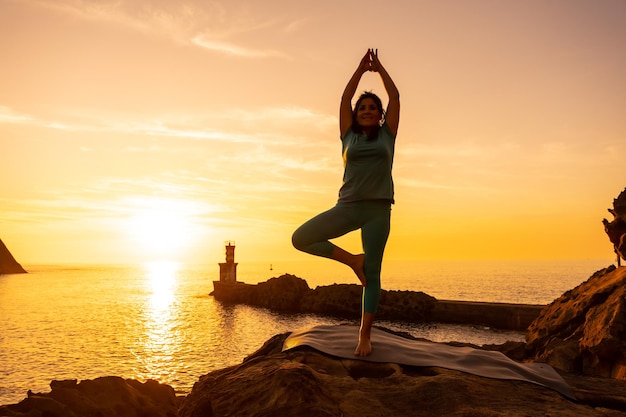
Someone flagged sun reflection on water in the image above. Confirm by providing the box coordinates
[146,261,177,311]
[137,261,180,381]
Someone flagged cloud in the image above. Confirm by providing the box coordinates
[112,121,242,141]
[191,36,285,58]
[0,106,241,141]
[27,0,290,59]
[0,106,33,124]
[24,0,154,33]
[215,107,336,131]
[0,106,75,130]
[283,17,309,34]
[0,105,336,146]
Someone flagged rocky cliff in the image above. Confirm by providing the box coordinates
[0,239,26,274]
[602,187,626,265]
[526,265,626,378]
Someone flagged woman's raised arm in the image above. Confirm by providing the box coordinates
[371,52,400,137]
[340,50,373,137]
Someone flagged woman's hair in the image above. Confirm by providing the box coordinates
[351,92,386,141]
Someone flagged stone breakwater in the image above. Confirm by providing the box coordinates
[211,274,543,331]
[4,266,626,416]
[432,300,544,330]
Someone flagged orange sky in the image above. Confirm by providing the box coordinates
[1,0,624,265]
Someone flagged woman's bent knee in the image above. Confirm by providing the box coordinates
[291,228,307,251]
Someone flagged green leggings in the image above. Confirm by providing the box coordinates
[292,200,391,314]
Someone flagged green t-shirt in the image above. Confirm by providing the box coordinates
[338,123,396,203]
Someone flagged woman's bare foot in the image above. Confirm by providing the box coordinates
[354,335,372,356]
[330,247,367,287]
[355,311,375,356]
[352,254,367,287]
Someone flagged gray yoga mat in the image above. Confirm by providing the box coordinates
[282,324,575,400]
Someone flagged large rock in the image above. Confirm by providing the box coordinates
[0,376,180,417]
[603,187,626,265]
[0,239,26,274]
[178,331,626,417]
[212,274,311,311]
[526,266,626,378]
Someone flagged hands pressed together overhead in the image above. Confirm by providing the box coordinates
[359,48,381,73]
[341,48,399,137]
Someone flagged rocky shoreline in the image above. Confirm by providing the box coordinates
[3,265,626,416]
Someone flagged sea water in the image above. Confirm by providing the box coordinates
[0,258,611,404]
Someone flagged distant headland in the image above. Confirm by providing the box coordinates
[0,239,27,274]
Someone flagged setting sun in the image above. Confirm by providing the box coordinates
[125,198,205,261]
